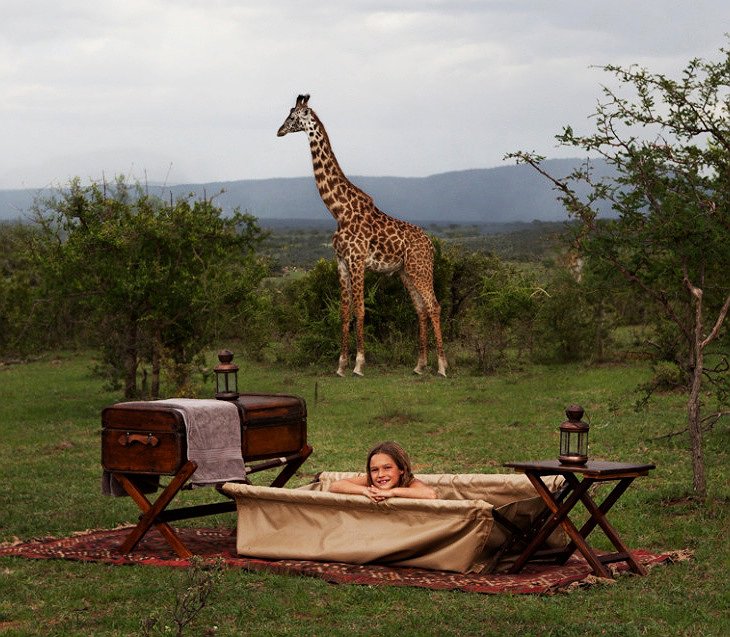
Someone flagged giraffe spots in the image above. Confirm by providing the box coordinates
[286,97,448,374]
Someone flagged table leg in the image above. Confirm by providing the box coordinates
[268,445,313,488]
[488,481,571,570]
[114,461,197,558]
[553,472,622,563]
[509,474,611,578]
[571,476,647,575]
[508,476,576,572]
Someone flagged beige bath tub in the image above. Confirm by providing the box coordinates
[222,472,565,573]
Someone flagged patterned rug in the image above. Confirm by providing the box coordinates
[0,526,689,595]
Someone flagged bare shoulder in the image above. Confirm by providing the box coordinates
[409,478,429,488]
[408,478,438,499]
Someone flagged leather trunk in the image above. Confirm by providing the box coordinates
[237,393,307,461]
[101,393,307,475]
[102,403,186,475]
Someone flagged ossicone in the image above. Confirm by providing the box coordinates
[296,94,310,106]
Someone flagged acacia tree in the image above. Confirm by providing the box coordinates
[31,177,268,398]
[508,44,730,498]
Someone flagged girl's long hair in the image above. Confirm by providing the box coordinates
[365,441,415,487]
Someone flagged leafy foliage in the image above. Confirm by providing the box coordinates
[259,238,612,373]
[508,42,730,496]
[26,177,268,397]
[0,221,69,354]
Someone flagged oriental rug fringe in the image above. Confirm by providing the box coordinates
[0,526,690,595]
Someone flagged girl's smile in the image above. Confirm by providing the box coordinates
[369,452,404,490]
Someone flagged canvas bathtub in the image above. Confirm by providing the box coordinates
[222,472,565,573]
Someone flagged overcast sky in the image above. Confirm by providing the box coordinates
[1,1,728,190]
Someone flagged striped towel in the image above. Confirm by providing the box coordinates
[156,398,246,486]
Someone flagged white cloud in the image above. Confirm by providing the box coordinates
[0,0,728,188]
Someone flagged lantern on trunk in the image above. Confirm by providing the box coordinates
[559,404,589,465]
[214,349,239,400]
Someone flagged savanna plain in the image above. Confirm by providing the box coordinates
[0,350,728,637]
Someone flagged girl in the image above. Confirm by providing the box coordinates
[329,441,437,502]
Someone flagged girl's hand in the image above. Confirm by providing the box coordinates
[364,486,394,502]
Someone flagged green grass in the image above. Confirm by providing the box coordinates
[1,351,728,636]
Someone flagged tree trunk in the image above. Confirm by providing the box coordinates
[151,339,161,400]
[690,287,730,496]
[171,344,190,394]
[593,297,606,362]
[687,354,706,498]
[123,323,139,400]
[686,281,706,499]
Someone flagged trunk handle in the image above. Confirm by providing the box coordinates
[118,432,159,447]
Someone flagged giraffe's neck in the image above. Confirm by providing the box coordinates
[306,113,369,224]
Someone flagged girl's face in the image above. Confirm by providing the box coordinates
[369,452,404,490]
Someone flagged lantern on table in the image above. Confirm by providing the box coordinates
[558,404,589,465]
[214,349,239,400]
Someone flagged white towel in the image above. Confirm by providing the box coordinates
[155,398,246,486]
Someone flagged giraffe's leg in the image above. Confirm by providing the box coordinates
[429,302,448,377]
[350,262,366,376]
[406,267,448,377]
[421,291,447,376]
[400,272,429,374]
[336,259,352,377]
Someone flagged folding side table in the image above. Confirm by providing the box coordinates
[503,460,655,578]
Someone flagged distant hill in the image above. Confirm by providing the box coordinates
[0,158,614,224]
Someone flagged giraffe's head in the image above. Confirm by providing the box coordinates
[277,94,313,137]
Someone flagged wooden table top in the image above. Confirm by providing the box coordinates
[504,459,656,478]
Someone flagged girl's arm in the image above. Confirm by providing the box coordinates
[329,476,437,501]
[368,479,437,500]
[328,474,369,496]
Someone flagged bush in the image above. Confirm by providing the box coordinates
[27,177,269,397]
[531,270,596,363]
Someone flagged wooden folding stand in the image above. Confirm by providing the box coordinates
[102,394,312,559]
[502,460,656,578]
[112,449,312,558]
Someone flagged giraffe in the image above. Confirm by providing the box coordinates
[277,94,447,377]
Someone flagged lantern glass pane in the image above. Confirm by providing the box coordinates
[568,431,580,456]
[578,432,588,456]
[560,432,570,456]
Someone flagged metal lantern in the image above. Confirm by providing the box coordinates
[214,349,239,400]
[559,404,589,465]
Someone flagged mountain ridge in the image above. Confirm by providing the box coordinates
[0,158,612,224]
